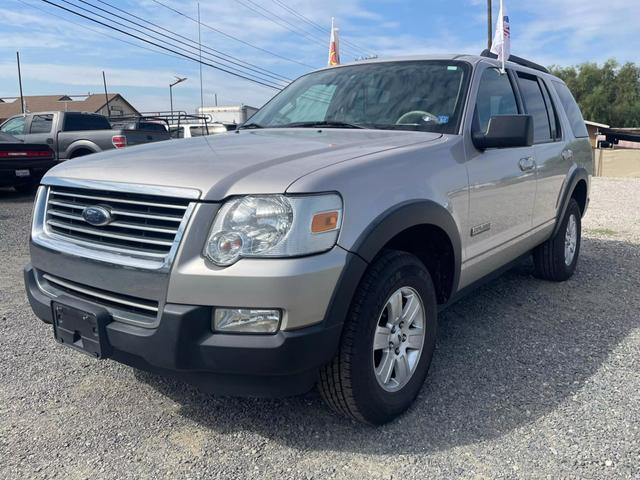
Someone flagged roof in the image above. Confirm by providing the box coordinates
[320,53,560,81]
[0,93,139,119]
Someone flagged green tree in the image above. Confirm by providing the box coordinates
[549,60,640,127]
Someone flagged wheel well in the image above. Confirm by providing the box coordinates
[571,179,588,215]
[69,148,93,159]
[382,225,455,304]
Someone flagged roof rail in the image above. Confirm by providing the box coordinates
[480,49,550,74]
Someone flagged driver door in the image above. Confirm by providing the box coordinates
[462,66,536,287]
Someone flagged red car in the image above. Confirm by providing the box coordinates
[0,132,55,193]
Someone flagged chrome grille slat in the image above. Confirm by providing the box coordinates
[50,190,189,210]
[46,219,175,247]
[47,210,180,234]
[44,186,193,259]
[42,273,159,314]
[48,199,184,222]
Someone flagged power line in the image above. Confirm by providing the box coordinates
[270,0,376,57]
[17,0,186,63]
[38,0,283,89]
[63,0,289,87]
[148,0,317,70]
[235,0,365,59]
[92,0,291,83]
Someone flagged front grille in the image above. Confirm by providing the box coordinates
[38,272,160,327]
[44,186,191,258]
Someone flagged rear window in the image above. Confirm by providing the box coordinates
[138,122,167,133]
[517,73,553,143]
[63,113,111,132]
[189,126,209,137]
[552,82,589,138]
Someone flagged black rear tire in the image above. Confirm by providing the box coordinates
[318,250,438,425]
[533,198,582,282]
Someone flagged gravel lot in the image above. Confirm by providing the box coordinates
[1,177,638,479]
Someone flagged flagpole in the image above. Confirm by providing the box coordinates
[500,0,505,73]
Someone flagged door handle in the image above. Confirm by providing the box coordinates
[46,138,54,145]
[519,157,535,172]
[562,149,574,161]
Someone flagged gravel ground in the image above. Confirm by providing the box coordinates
[0,177,638,479]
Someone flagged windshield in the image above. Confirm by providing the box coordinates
[247,61,470,134]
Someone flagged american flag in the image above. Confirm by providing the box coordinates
[503,16,511,38]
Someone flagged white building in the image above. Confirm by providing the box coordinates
[197,105,259,126]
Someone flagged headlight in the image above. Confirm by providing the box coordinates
[204,194,342,266]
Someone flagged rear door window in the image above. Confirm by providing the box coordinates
[1,116,27,135]
[474,67,519,133]
[63,113,111,131]
[552,81,589,138]
[30,114,54,134]
[517,73,553,143]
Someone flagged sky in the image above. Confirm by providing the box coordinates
[1,0,639,113]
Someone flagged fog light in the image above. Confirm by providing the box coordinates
[213,308,281,334]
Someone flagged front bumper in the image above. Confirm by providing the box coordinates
[0,159,56,186]
[24,254,360,397]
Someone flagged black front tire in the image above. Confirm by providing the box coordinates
[533,198,582,282]
[318,250,438,425]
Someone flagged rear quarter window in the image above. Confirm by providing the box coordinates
[552,82,589,138]
[63,113,112,132]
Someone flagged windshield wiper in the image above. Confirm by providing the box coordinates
[238,122,264,129]
[278,121,365,129]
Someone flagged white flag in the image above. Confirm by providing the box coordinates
[490,0,511,72]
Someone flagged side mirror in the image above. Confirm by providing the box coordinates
[472,115,533,150]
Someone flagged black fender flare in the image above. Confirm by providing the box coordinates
[323,200,462,328]
[552,167,589,237]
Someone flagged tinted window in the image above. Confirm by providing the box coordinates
[169,127,184,139]
[539,81,561,139]
[138,122,167,133]
[518,74,552,143]
[63,113,111,131]
[189,126,209,137]
[474,68,519,133]
[30,114,53,134]
[1,116,26,135]
[553,81,589,138]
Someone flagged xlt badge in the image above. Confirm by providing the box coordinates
[471,222,491,237]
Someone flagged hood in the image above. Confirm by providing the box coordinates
[45,129,441,201]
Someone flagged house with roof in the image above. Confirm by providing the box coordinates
[0,93,139,123]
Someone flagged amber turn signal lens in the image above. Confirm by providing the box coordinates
[311,211,339,233]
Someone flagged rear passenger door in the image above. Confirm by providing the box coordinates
[24,114,55,150]
[516,73,568,228]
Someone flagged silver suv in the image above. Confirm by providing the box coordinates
[25,53,592,424]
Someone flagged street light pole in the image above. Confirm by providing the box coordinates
[169,76,188,119]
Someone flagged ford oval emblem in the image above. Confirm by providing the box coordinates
[82,206,112,227]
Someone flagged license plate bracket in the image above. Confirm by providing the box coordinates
[52,301,112,358]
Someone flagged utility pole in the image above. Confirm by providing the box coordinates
[487,0,493,50]
[197,3,204,113]
[16,52,25,114]
[102,71,110,117]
